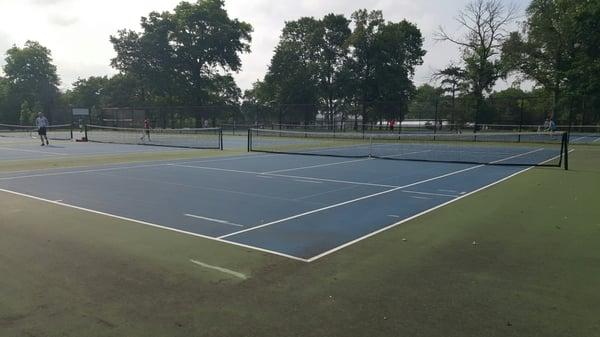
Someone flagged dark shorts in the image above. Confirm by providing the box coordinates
[38,127,47,136]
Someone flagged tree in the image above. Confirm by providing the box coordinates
[100,74,145,108]
[433,65,467,128]
[568,0,600,97]
[437,0,517,129]
[3,41,60,123]
[318,14,351,126]
[569,0,600,124]
[347,10,385,125]
[110,0,252,110]
[262,17,322,124]
[0,76,9,122]
[502,0,580,121]
[68,76,109,108]
[255,10,424,127]
[372,20,425,124]
[348,10,425,126]
[407,84,444,124]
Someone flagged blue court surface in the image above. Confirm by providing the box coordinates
[569,134,600,144]
[0,143,562,262]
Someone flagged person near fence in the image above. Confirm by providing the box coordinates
[140,118,151,141]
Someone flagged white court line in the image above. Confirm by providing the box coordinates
[402,190,457,198]
[218,148,549,240]
[0,187,308,262]
[489,148,545,164]
[306,149,573,262]
[175,153,279,165]
[410,196,431,200]
[262,157,373,174]
[0,163,170,181]
[185,214,244,227]
[0,153,276,176]
[593,137,600,143]
[382,149,433,158]
[266,173,399,188]
[0,149,574,263]
[261,149,432,174]
[570,136,585,142]
[169,163,400,188]
[168,164,259,175]
[294,179,323,184]
[218,164,485,239]
[438,189,458,193]
[256,175,274,179]
[0,146,69,156]
[189,259,247,280]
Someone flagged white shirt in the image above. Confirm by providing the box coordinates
[35,116,49,128]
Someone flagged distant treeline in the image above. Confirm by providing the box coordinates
[0,0,598,127]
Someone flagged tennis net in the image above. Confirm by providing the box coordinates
[0,123,73,140]
[248,128,569,169]
[85,125,223,149]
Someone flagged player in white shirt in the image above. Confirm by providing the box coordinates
[35,112,50,146]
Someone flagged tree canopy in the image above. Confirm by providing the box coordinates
[110,0,252,106]
[1,40,60,124]
[251,9,425,125]
[437,0,517,126]
[0,0,598,127]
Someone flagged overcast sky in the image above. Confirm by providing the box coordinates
[0,0,530,92]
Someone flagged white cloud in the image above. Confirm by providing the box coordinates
[29,0,73,5]
[0,0,531,91]
[48,15,78,27]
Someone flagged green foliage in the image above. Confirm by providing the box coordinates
[255,9,425,125]
[372,20,425,119]
[501,0,600,123]
[110,0,252,105]
[266,17,322,108]
[319,14,352,123]
[100,74,145,107]
[2,40,60,122]
[502,0,577,101]
[68,76,109,108]
[347,9,385,107]
[0,76,9,122]
[437,0,516,124]
[258,15,352,123]
[407,84,443,120]
[19,101,37,125]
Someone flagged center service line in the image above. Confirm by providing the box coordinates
[218,164,484,239]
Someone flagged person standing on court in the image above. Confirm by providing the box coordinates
[35,112,50,146]
[141,117,151,141]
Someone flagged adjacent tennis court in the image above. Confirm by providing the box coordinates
[0,131,569,260]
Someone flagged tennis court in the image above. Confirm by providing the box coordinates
[0,130,569,261]
[0,125,246,161]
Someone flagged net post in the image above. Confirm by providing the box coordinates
[219,128,223,150]
[84,124,88,141]
[518,98,524,143]
[247,128,251,152]
[563,132,569,170]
